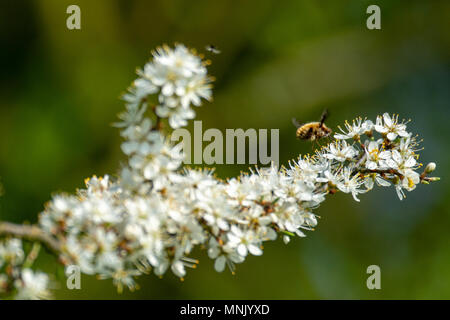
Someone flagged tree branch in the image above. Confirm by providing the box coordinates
[359,168,404,179]
[0,222,62,256]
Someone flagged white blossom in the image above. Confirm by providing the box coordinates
[15,269,50,300]
[374,113,410,141]
[335,118,373,140]
[364,140,391,170]
[335,167,366,202]
[323,140,358,162]
[0,44,438,299]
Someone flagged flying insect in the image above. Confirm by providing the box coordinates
[292,109,332,141]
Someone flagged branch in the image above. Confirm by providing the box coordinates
[359,168,404,179]
[0,222,63,256]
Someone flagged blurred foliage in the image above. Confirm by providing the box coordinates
[0,0,449,299]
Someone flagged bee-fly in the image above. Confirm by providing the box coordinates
[205,45,221,54]
[292,109,332,141]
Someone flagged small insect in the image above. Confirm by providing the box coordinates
[292,109,332,142]
[205,44,221,54]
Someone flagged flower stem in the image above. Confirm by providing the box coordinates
[0,222,62,256]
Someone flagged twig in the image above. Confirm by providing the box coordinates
[23,242,41,268]
[359,168,404,179]
[0,222,62,256]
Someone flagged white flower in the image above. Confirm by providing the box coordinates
[0,239,24,266]
[398,137,418,158]
[336,167,365,202]
[374,113,410,141]
[94,229,122,272]
[386,150,417,172]
[364,174,391,191]
[321,167,342,186]
[125,78,157,106]
[156,103,196,128]
[302,211,318,228]
[401,169,420,192]
[225,178,259,207]
[335,118,373,140]
[197,194,232,235]
[364,140,391,170]
[115,79,155,129]
[142,153,181,180]
[323,140,358,162]
[208,239,245,273]
[65,236,96,275]
[107,268,141,293]
[15,269,50,300]
[145,44,205,87]
[82,198,121,225]
[179,73,212,108]
[271,203,304,234]
[120,118,153,155]
[227,226,263,257]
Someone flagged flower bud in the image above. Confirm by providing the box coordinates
[425,162,436,174]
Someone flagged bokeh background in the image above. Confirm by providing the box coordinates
[0,0,449,299]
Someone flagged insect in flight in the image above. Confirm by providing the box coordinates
[292,109,332,142]
[205,44,221,54]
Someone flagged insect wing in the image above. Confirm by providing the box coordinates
[206,45,221,54]
[292,118,302,128]
[320,109,329,126]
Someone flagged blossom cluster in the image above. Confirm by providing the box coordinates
[0,44,438,299]
[330,114,431,200]
[0,239,50,300]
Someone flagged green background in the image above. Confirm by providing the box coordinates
[0,0,449,299]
